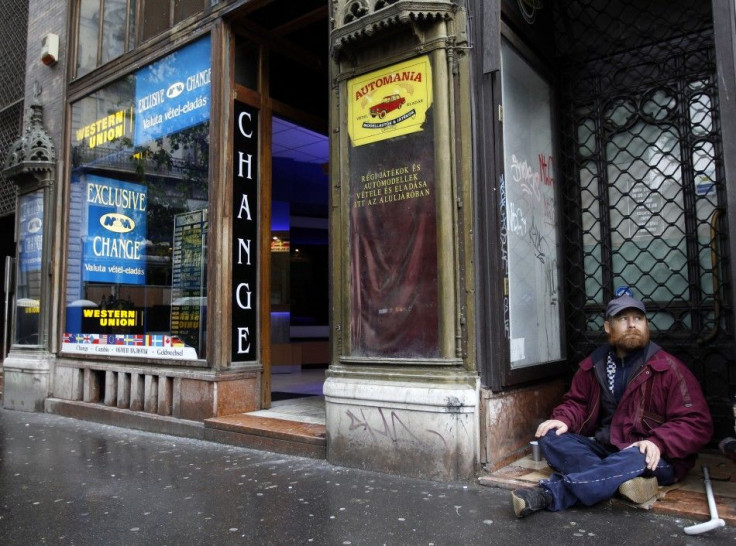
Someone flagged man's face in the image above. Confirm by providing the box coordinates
[604,308,650,355]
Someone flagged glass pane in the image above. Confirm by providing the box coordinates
[693,140,718,304]
[128,0,136,49]
[77,0,100,77]
[689,92,713,136]
[270,117,329,358]
[579,161,603,305]
[142,0,170,42]
[607,122,687,304]
[347,56,439,358]
[641,88,677,122]
[174,0,203,23]
[15,190,44,345]
[603,98,636,129]
[577,117,596,158]
[501,39,565,368]
[101,0,129,64]
[65,37,211,361]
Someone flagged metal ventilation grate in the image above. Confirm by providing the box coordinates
[554,0,733,437]
[0,0,29,217]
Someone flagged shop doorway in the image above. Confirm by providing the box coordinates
[477,1,734,440]
[551,0,735,438]
[231,0,329,411]
[269,117,329,402]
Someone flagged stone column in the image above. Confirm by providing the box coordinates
[2,94,57,411]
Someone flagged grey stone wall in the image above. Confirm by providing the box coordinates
[23,0,69,149]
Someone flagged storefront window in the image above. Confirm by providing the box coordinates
[63,36,211,361]
[500,39,565,368]
[15,190,44,345]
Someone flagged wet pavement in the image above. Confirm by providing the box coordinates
[1,408,734,545]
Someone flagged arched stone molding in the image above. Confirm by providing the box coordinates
[331,0,457,60]
[4,96,56,183]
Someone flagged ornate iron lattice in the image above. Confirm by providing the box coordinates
[553,0,734,437]
[0,0,28,217]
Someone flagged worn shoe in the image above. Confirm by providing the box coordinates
[618,476,659,504]
[719,437,736,461]
[511,486,553,518]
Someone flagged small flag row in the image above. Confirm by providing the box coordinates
[63,333,185,347]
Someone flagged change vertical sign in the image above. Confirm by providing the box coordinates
[232,101,258,362]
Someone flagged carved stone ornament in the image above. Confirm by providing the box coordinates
[3,94,56,181]
[332,0,456,59]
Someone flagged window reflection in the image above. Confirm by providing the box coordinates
[65,37,211,361]
[101,0,129,65]
[76,0,101,77]
[15,191,44,345]
[75,0,207,78]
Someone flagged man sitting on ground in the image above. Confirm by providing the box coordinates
[512,294,713,518]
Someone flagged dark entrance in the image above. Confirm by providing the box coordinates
[552,1,734,439]
[474,0,734,440]
[231,0,329,407]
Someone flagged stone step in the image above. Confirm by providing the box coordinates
[204,413,326,459]
[45,399,326,460]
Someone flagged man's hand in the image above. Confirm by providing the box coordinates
[627,440,661,471]
[535,419,568,438]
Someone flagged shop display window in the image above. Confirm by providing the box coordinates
[63,36,211,361]
[500,38,565,368]
[346,56,439,358]
[14,190,44,345]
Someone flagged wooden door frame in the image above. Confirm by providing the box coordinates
[232,26,328,409]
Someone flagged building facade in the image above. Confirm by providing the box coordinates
[3,0,736,481]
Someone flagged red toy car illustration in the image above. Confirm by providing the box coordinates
[370,94,406,118]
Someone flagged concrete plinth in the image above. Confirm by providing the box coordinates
[324,369,479,482]
[51,361,261,422]
[2,349,54,412]
[480,379,566,471]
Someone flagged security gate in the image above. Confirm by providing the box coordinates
[554,0,734,438]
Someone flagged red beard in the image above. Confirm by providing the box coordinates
[610,330,649,353]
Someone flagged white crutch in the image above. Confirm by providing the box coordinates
[683,465,726,535]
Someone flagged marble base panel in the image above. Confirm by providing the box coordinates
[2,350,54,412]
[324,375,480,482]
[480,379,566,471]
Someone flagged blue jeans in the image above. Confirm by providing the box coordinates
[538,431,676,511]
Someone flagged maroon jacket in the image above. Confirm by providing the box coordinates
[551,343,713,481]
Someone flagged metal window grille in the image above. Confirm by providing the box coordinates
[554,0,733,436]
[0,0,28,218]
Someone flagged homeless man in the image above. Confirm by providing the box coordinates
[512,295,713,518]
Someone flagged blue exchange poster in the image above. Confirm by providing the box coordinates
[83,175,147,285]
[134,36,211,146]
[18,191,44,273]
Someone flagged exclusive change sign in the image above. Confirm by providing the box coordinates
[134,35,211,146]
[83,175,147,285]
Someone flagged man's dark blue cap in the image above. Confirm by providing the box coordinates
[606,295,646,318]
